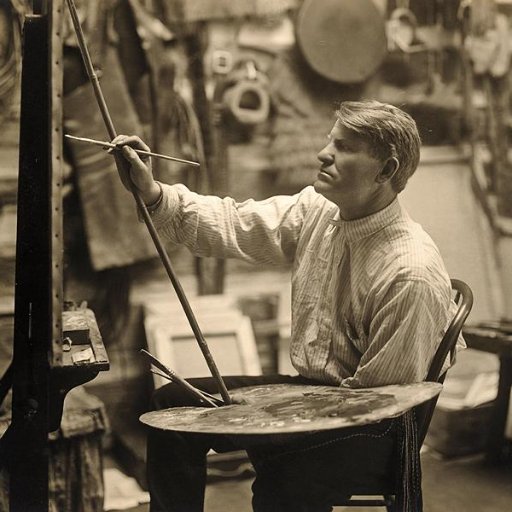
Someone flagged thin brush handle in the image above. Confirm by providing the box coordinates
[64,134,200,166]
[142,350,218,407]
[149,369,222,406]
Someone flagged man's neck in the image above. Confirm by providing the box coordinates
[337,192,397,221]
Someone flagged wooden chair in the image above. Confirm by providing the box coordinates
[337,279,474,511]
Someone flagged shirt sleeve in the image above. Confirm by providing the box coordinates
[149,183,316,265]
[341,278,451,388]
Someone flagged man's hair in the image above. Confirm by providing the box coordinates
[335,100,421,193]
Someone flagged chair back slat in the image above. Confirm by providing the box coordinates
[417,279,473,444]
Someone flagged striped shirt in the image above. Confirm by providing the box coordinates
[151,184,463,387]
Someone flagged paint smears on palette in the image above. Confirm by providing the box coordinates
[139,382,442,435]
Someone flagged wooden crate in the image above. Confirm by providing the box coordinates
[425,402,494,457]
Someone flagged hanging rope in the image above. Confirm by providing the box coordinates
[396,409,423,512]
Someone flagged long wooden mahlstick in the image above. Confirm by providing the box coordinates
[65,0,231,404]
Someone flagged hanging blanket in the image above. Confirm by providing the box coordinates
[64,46,155,271]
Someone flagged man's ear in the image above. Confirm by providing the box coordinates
[376,157,399,184]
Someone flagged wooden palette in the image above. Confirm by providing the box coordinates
[139,382,442,435]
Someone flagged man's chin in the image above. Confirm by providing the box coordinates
[313,179,330,195]
[313,180,338,204]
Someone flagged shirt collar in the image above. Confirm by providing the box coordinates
[328,198,403,242]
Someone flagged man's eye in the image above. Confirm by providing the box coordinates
[334,141,351,151]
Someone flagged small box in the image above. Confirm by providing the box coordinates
[425,401,494,457]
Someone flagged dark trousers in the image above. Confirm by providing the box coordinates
[146,374,397,512]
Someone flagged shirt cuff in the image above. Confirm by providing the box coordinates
[145,182,164,212]
[148,183,181,229]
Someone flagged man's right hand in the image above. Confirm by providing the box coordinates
[111,135,162,206]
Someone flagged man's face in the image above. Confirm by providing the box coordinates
[314,122,385,211]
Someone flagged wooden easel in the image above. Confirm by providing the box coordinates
[0,3,109,510]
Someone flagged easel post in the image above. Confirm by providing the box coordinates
[9,7,52,512]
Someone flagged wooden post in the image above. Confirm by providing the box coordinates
[183,25,227,295]
[468,0,512,217]
[490,75,512,218]
[10,13,51,512]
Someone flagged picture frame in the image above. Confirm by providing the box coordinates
[144,305,262,388]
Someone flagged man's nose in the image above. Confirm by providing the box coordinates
[317,146,333,165]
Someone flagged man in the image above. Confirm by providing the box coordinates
[114,101,460,512]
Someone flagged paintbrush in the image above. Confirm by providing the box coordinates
[151,368,174,382]
[65,134,200,167]
[141,349,221,407]
[150,368,223,406]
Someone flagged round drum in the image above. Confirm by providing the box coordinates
[296,0,387,84]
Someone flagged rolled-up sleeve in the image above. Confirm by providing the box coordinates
[150,184,314,265]
[341,278,451,388]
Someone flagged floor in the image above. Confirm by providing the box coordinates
[106,448,512,512]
